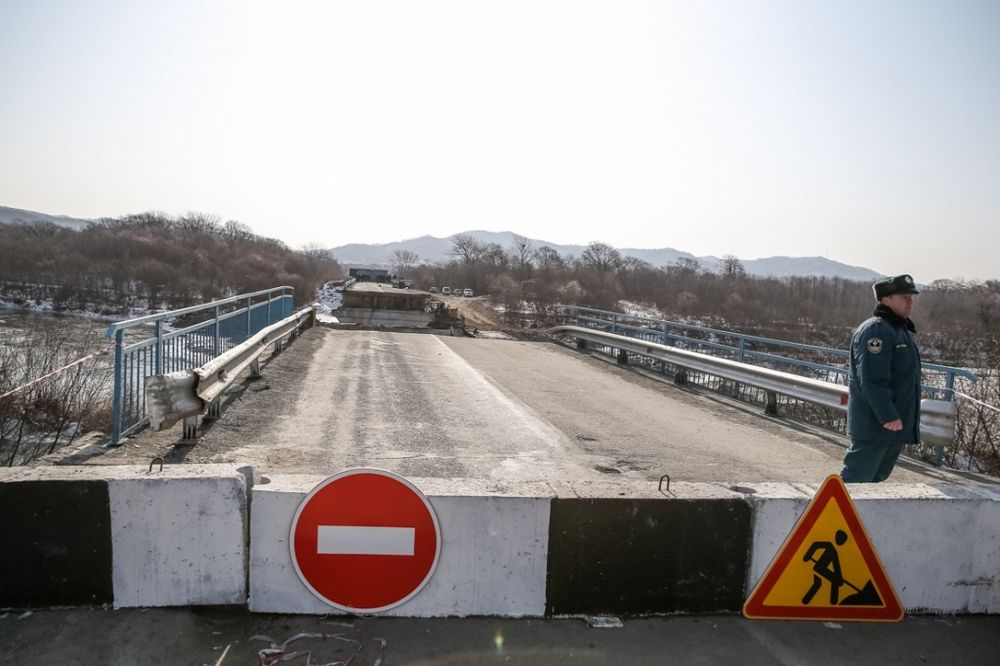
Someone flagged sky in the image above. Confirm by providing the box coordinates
[1,0,998,281]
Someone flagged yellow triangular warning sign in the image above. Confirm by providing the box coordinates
[743,475,904,622]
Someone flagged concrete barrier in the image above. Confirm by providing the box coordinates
[0,464,249,609]
[746,481,1000,614]
[546,483,751,615]
[4,465,998,616]
[249,475,552,616]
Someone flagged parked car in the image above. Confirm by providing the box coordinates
[441,287,452,295]
[429,286,439,293]
[463,288,474,297]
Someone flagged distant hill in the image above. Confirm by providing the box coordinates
[330,231,883,282]
[0,206,94,231]
[2,206,882,281]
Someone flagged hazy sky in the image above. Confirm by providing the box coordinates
[1,0,998,281]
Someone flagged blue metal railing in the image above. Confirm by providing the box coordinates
[106,287,295,445]
[567,306,977,400]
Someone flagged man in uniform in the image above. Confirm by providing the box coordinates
[841,274,922,483]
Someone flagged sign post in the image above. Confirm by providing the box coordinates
[290,468,442,613]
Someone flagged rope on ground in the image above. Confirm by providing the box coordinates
[0,345,112,401]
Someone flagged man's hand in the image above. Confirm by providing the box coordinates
[882,419,903,431]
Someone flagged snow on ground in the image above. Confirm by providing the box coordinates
[313,281,346,323]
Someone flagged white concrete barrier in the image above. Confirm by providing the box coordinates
[0,464,249,609]
[746,481,1000,614]
[108,465,250,607]
[249,475,551,616]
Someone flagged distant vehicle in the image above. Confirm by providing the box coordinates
[429,286,439,293]
[442,287,452,295]
[463,288,473,297]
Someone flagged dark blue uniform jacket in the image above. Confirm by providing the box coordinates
[846,304,922,445]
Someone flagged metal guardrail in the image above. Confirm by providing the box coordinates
[145,306,314,438]
[548,325,958,449]
[105,286,295,445]
[564,305,978,398]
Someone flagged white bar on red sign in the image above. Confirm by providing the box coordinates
[317,526,416,556]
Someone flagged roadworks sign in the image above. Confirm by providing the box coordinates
[743,475,904,622]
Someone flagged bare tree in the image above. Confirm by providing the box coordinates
[720,254,747,279]
[449,234,483,265]
[510,235,533,280]
[580,242,622,275]
[391,249,421,277]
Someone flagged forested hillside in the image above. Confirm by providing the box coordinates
[0,213,342,313]
[398,235,1000,366]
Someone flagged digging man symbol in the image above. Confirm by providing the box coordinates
[801,530,883,606]
[802,530,849,605]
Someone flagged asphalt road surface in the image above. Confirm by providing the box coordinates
[57,327,993,487]
[2,607,998,666]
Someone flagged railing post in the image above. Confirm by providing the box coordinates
[266,293,273,326]
[154,320,163,375]
[661,323,669,346]
[737,338,746,362]
[213,305,221,357]
[110,329,125,446]
[246,297,253,339]
[611,315,618,335]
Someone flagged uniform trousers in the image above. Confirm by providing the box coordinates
[840,438,905,483]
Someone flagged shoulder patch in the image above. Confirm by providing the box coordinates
[867,337,883,354]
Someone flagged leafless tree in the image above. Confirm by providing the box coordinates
[449,234,483,265]
[720,254,747,279]
[580,242,622,275]
[510,235,533,280]
[391,249,421,277]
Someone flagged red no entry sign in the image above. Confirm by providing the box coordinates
[290,468,442,613]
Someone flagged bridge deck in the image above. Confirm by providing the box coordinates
[54,327,988,486]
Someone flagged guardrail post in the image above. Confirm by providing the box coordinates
[661,323,669,346]
[246,297,253,339]
[250,359,262,379]
[674,369,688,385]
[182,416,199,442]
[617,348,628,365]
[110,329,125,446]
[206,398,221,421]
[765,391,778,415]
[611,315,619,335]
[576,338,587,350]
[737,338,746,362]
